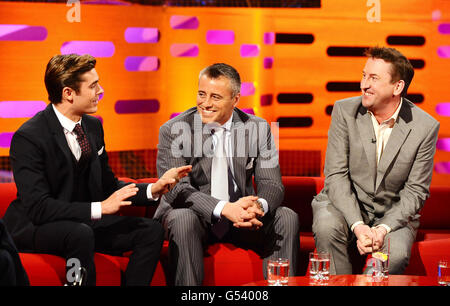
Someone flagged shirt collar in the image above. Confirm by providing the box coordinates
[52,104,81,133]
[222,113,233,131]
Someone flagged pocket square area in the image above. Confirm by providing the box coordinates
[97,146,104,155]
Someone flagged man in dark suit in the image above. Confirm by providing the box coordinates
[312,47,440,275]
[3,54,191,286]
[155,63,300,285]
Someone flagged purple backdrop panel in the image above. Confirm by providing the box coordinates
[264,32,275,45]
[260,94,273,106]
[437,138,450,152]
[437,46,450,58]
[240,44,260,57]
[0,132,13,148]
[0,101,46,118]
[0,25,47,41]
[170,112,181,119]
[115,99,160,114]
[436,103,450,116]
[241,82,255,96]
[434,162,450,174]
[170,43,199,57]
[170,15,199,30]
[263,57,274,69]
[125,27,159,43]
[125,56,159,71]
[206,30,235,44]
[61,41,115,57]
[438,23,450,34]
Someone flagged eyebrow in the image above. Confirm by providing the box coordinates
[89,80,99,87]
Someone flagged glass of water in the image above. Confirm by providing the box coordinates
[267,258,289,286]
[309,252,330,281]
[438,260,449,286]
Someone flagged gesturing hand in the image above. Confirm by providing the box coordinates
[101,183,138,215]
[151,165,192,197]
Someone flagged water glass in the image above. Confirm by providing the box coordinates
[370,251,389,281]
[309,252,330,281]
[438,260,449,286]
[267,258,289,286]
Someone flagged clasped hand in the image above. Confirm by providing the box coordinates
[354,224,387,255]
[221,196,265,230]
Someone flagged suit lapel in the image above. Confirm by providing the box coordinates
[230,112,248,194]
[375,102,412,191]
[356,106,377,189]
[44,105,73,168]
[81,116,104,200]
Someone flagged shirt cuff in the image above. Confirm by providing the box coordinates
[213,200,228,220]
[146,183,159,201]
[257,198,269,214]
[91,202,102,220]
[350,221,364,232]
[374,224,391,234]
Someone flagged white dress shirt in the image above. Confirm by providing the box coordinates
[52,105,156,220]
[211,114,268,219]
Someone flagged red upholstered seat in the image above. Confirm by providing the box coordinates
[1,177,449,285]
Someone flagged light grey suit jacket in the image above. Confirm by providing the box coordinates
[314,96,440,232]
[154,107,284,224]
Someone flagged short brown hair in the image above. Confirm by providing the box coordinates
[199,63,241,98]
[44,54,96,104]
[365,47,414,97]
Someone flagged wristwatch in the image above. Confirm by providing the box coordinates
[255,198,263,210]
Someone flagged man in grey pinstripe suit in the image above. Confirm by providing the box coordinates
[154,63,300,286]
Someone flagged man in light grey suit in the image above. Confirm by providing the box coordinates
[155,63,299,285]
[312,47,440,275]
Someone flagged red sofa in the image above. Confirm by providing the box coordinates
[0,177,449,286]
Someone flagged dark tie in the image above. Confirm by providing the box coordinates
[73,123,92,163]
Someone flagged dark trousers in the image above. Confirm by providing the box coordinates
[33,215,164,286]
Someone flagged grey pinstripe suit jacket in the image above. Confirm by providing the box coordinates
[154,107,284,224]
[313,96,440,232]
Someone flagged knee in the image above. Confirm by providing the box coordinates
[166,209,202,239]
[67,223,95,249]
[388,247,411,274]
[312,211,347,243]
[274,207,300,233]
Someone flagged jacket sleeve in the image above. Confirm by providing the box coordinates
[323,101,365,227]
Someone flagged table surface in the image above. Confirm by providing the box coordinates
[244,275,439,286]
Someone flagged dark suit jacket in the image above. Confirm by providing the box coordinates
[154,107,284,224]
[3,104,150,251]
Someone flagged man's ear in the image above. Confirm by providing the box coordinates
[62,86,75,103]
[232,93,240,108]
[393,80,405,97]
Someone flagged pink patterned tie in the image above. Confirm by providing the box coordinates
[73,123,92,162]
